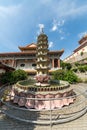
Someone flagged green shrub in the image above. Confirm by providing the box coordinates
[52,69,66,80]
[65,63,72,70]
[52,70,79,84]
[1,69,28,84]
[12,69,28,83]
[64,71,79,84]
[1,72,13,84]
[60,61,72,70]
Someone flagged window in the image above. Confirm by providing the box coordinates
[20,64,25,67]
[32,64,36,67]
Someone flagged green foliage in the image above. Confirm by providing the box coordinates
[12,69,27,83]
[78,66,86,72]
[52,69,66,80]
[72,64,87,73]
[52,69,79,84]
[72,68,78,72]
[1,72,13,84]
[84,65,87,71]
[75,62,80,67]
[0,69,28,84]
[64,70,79,84]
[66,63,72,70]
[80,51,83,56]
[60,61,72,70]
[60,61,65,69]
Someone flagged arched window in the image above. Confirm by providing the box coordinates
[32,64,36,67]
[20,64,25,67]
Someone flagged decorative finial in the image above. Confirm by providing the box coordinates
[41,26,44,33]
[39,24,44,34]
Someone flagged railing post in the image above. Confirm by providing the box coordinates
[50,98,52,130]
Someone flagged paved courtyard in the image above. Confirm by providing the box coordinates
[0,83,87,130]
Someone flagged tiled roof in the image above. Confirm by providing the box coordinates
[18,43,37,51]
[0,50,64,57]
[74,42,87,52]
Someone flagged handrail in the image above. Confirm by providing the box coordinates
[2,107,86,125]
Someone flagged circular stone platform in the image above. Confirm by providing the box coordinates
[0,84,86,125]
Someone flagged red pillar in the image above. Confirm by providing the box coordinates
[12,60,14,67]
[52,59,54,68]
[58,59,60,68]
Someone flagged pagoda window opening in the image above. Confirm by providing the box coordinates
[42,72,44,74]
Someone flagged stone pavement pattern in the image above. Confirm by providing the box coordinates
[0,83,87,130]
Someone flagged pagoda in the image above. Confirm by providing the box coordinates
[35,29,50,86]
[36,30,49,76]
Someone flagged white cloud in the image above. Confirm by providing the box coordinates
[51,24,58,31]
[65,4,87,18]
[51,19,58,32]
[0,0,87,53]
[0,5,21,18]
[58,20,65,26]
[78,31,87,38]
[60,36,65,40]
[49,41,53,48]
[51,0,87,19]
[51,25,57,32]
[51,19,65,32]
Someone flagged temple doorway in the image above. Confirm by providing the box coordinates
[54,59,58,68]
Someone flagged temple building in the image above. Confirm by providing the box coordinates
[0,33,64,74]
[64,34,87,64]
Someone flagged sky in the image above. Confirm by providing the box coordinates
[0,0,87,60]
